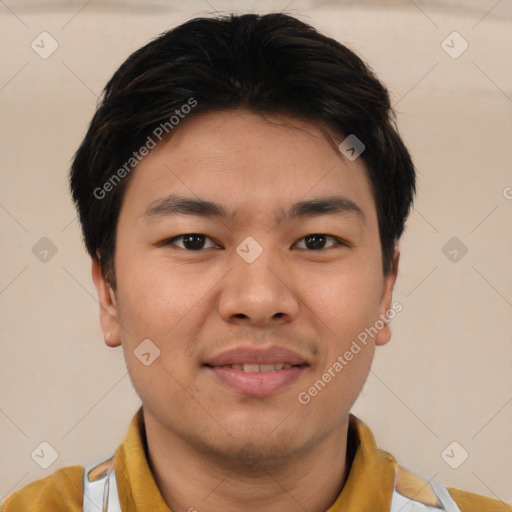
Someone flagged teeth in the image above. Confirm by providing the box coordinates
[223,363,295,372]
[243,364,260,373]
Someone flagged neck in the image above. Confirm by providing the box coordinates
[142,411,352,512]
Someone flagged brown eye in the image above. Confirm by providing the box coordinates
[293,234,343,250]
[164,233,217,251]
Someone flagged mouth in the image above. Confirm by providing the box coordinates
[206,362,303,372]
[204,346,310,396]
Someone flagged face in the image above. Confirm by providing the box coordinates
[93,109,398,467]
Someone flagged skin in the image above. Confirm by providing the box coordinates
[92,109,399,512]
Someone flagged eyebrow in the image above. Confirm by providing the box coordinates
[143,194,366,225]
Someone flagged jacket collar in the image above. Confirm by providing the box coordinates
[113,407,396,512]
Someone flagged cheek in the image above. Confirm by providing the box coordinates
[124,353,192,424]
[115,265,202,406]
[304,261,384,333]
[296,336,375,427]
[115,257,202,335]
[114,258,222,381]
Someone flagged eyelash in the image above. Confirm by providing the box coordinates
[161,233,347,251]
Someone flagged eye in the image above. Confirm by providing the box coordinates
[161,233,346,251]
[162,233,218,251]
[293,234,345,250]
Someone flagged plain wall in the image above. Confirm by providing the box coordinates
[1,0,511,504]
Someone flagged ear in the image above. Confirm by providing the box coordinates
[91,257,122,348]
[374,247,400,347]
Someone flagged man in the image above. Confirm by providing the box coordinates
[2,12,509,512]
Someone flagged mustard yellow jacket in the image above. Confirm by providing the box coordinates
[2,409,510,511]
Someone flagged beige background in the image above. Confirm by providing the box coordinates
[1,0,511,505]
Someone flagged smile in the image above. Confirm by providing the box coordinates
[205,362,308,395]
[203,345,310,395]
[213,363,298,372]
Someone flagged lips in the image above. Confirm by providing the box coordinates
[205,346,308,367]
[223,363,294,372]
[204,346,309,395]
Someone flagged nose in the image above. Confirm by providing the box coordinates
[217,247,300,327]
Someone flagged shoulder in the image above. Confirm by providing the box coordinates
[1,465,84,512]
[390,461,510,512]
[448,487,511,512]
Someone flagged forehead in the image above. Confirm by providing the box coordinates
[119,109,377,228]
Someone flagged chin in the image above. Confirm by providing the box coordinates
[203,436,304,471]
[191,420,319,471]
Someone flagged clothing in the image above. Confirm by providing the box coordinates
[2,407,510,512]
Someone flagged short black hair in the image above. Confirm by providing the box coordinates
[70,12,416,286]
